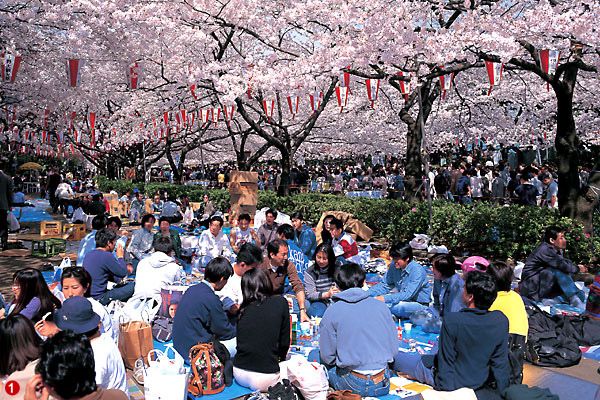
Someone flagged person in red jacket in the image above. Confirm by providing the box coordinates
[329,218,358,261]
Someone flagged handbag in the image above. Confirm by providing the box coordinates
[188,342,226,396]
[118,318,154,369]
[151,316,173,343]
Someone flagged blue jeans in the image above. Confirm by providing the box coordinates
[96,282,135,306]
[308,301,328,317]
[392,352,435,386]
[389,302,427,319]
[552,269,584,301]
[327,367,391,397]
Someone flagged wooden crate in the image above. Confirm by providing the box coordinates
[41,221,62,236]
[62,223,87,241]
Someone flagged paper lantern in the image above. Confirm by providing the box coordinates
[126,62,140,90]
[199,109,210,124]
[340,65,351,93]
[1,52,22,83]
[485,61,503,95]
[188,111,195,128]
[66,59,82,87]
[88,112,96,147]
[309,92,323,112]
[335,86,349,112]
[439,70,454,100]
[163,112,169,127]
[286,95,300,119]
[211,108,221,126]
[539,49,560,91]
[262,99,275,122]
[396,71,411,101]
[365,79,380,107]
[223,104,236,123]
[190,84,198,100]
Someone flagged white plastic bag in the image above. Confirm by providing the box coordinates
[144,345,188,400]
[8,211,20,231]
[409,234,430,250]
[183,207,195,225]
[71,207,87,223]
[284,355,328,400]
[123,295,161,322]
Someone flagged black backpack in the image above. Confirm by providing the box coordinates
[524,305,582,368]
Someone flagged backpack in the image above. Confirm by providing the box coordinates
[524,306,582,368]
[188,342,226,396]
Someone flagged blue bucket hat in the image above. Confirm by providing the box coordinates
[54,297,101,334]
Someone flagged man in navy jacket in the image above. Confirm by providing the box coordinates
[394,271,510,397]
[173,257,236,359]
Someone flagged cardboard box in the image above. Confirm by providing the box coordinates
[230,192,259,205]
[62,223,87,241]
[41,221,62,236]
[229,171,259,184]
[229,182,259,194]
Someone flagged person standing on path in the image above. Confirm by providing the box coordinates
[0,163,14,251]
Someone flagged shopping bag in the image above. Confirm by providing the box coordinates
[118,319,154,369]
[144,346,188,400]
[285,354,328,400]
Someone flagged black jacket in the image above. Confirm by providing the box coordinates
[434,308,510,393]
[519,242,578,301]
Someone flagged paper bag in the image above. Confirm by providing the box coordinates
[118,320,154,369]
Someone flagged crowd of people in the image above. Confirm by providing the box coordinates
[0,153,598,399]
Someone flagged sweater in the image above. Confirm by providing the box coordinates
[172,281,236,359]
[319,288,398,371]
[435,308,510,393]
[234,296,290,374]
[259,260,304,296]
[133,251,185,298]
[303,266,335,302]
[489,291,529,337]
[83,249,128,298]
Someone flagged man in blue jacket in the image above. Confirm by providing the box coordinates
[291,212,317,258]
[368,242,431,318]
[394,271,510,397]
[173,257,236,359]
[320,263,398,398]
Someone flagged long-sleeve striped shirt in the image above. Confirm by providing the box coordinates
[303,266,335,302]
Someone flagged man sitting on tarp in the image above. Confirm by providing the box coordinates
[519,226,586,309]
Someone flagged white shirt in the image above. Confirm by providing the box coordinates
[198,229,233,259]
[90,334,128,396]
[217,272,242,307]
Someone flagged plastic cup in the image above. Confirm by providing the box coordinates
[403,322,412,333]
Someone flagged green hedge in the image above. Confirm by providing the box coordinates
[97,177,597,264]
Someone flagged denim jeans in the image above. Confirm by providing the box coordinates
[389,301,428,319]
[327,367,391,397]
[308,301,328,317]
[552,269,585,301]
[392,352,435,386]
[95,282,135,306]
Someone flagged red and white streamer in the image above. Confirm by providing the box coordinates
[66,59,82,87]
[485,61,503,95]
[335,86,349,112]
[309,92,323,112]
[365,79,380,107]
[287,95,300,119]
[262,99,275,122]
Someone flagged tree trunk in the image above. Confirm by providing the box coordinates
[554,67,582,223]
[404,121,423,201]
[277,149,292,197]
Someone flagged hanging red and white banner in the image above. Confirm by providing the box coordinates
[88,112,96,147]
[190,84,198,100]
[1,52,22,83]
[223,104,236,123]
[485,61,503,95]
[439,71,454,100]
[163,112,169,128]
[66,59,82,87]
[211,108,221,126]
[286,95,300,119]
[309,92,323,112]
[396,71,411,101]
[335,86,349,112]
[262,99,275,122]
[539,49,560,91]
[365,79,380,107]
[126,62,140,90]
